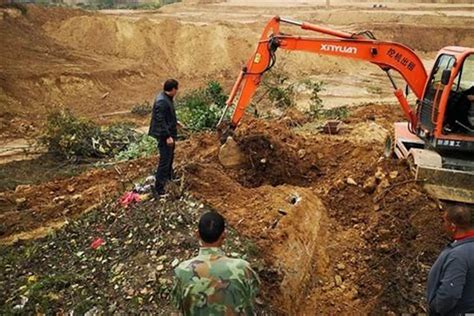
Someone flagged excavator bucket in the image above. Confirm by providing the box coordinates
[416,165,474,204]
[392,122,474,204]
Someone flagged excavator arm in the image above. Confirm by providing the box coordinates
[219,16,428,131]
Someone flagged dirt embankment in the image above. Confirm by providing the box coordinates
[0,5,255,131]
[2,4,473,139]
[371,24,474,52]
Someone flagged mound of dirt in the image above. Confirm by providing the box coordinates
[43,17,255,79]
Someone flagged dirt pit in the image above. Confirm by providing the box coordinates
[230,119,321,188]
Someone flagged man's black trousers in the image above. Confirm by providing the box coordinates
[155,140,175,194]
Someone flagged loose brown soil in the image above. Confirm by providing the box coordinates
[0,102,450,313]
[1,2,471,314]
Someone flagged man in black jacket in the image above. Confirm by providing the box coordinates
[148,79,179,196]
[427,204,474,315]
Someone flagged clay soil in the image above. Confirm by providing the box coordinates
[181,104,448,314]
[1,1,473,314]
[0,102,449,313]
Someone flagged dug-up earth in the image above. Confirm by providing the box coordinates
[1,1,472,314]
[1,103,449,314]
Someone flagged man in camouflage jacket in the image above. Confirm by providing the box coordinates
[172,211,260,315]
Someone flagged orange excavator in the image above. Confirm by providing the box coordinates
[218,16,474,204]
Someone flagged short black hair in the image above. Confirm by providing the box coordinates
[164,79,179,92]
[198,211,226,243]
[447,204,474,229]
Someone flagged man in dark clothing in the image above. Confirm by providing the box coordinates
[427,204,474,315]
[445,86,474,133]
[148,79,179,196]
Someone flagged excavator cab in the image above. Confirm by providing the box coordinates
[418,49,474,151]
[409,48,474,203]
[444,54,474,135]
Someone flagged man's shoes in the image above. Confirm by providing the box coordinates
[152,188,167,199]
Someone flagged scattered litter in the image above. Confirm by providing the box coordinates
[90,238,105,250]
[85,307,100,316]
[171,258,180,268]
[346,177,358,186]
[12,296,28,310]
[119,191,141,207]
[133,176,155,194]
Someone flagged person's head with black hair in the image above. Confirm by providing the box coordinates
[444,203,474,236]
[198,211,226,246]
[163,79,179,98]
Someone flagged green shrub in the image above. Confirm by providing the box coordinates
[261,69,296,109]
[302,79,349,120]
[303,79,325,116]
[176,81,228,132]
[41,109,138,161]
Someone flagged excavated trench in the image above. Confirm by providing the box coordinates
[182,111,447,314]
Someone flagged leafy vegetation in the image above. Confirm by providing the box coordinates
[114,134,157,161]
[261,69,296,109]
[41,109,138,161]
[303,79,349,120]
[303,79,325,116]
[176,81,228,132]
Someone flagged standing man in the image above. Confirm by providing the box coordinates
[172,211,260,315]
[148,79,179,196]
[427,204,474,315]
